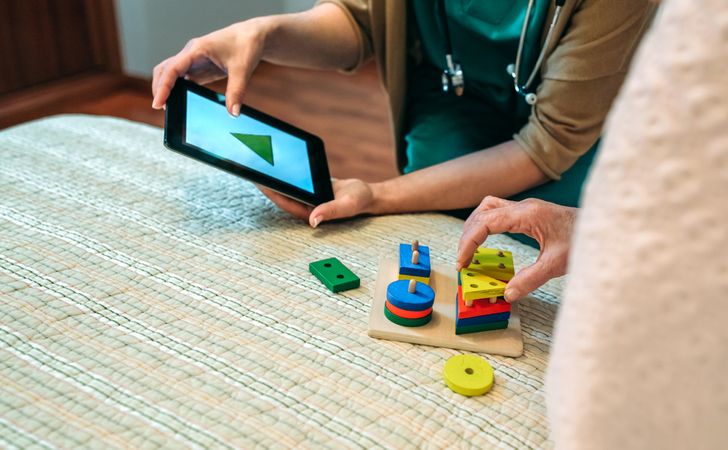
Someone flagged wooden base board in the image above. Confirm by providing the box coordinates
[368,258,524,357]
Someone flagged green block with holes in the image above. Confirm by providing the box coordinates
[309,257,360,293]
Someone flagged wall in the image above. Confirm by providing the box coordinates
[115,0,315,78]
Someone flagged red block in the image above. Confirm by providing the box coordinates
[457,285,511,319]
[385,300,433,319]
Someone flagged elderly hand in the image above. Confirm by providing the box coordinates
[257,178,375,227]
[457,196,577,302]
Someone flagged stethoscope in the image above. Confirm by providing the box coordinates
[440,0,566,105]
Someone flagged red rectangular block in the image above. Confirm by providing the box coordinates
[457,285,511,319]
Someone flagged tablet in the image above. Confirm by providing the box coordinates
[164,78,334,206]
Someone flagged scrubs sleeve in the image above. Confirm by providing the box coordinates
[315,0,374,72]
[514,0,655,180]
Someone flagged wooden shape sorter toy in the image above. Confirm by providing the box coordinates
[387,279,435,311]
[309,257,360,293]
[455,285,511,319]
[399,240,431,281]
[397,273,430,284]
[459,270,507,302]
[467,248,515,281]
[456,249,515,334]
[368,257,524,357]
[443,354,494,396]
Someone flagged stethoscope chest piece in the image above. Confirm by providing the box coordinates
[507,63,538,106]
[508,0,566,105]
[438,0,565,105]
[441,54,464,96]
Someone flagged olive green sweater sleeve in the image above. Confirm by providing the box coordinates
[315,0,374,72]
[514,0,655,180]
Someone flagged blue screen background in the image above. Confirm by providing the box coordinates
[185,91,315,193]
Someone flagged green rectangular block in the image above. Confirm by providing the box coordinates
[309,257,360,293]
[455,320,509,335]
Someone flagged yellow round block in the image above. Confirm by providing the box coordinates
[443,355,494,397]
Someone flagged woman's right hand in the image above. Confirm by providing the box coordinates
[257,178,377,227]
[151,18,271,116]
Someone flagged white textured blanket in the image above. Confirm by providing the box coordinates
[0,115,562,449]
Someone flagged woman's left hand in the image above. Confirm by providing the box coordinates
[456,196,577,302]
[257,178,375,227]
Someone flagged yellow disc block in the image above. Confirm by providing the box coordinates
[443,354,494,396]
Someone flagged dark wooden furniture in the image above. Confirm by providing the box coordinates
[0,0,124,128]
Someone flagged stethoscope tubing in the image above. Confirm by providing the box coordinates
[439,0,566,104]
[513,1,564,94]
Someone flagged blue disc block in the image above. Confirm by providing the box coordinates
[386,280,435,311]
[399,243,431,277]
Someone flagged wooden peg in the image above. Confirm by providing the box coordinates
[411,250,420,265]
[411,240,419,252]
[489,297,497,304]
[408,279,416,293]
[497,251,505,257]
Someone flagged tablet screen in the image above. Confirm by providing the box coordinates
[184,91,315,194]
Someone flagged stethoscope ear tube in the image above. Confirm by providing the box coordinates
[439,0,565,105]
[511,1,564,105]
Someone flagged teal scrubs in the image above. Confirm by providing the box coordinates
[403,1,599,246]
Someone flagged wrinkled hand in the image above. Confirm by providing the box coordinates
[152,20,267,116]
[457,196,577,302]
[257,178,375,227]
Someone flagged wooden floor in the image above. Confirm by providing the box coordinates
[3,63,398,182]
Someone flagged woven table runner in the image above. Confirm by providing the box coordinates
[0,115,563,449]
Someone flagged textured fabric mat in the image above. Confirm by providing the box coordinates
[0,115,563,449]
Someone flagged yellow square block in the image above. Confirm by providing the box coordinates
[398,274,430,285]
[460,269,507,301]
[465,248,515,281]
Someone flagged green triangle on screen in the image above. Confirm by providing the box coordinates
[230,132,275,166]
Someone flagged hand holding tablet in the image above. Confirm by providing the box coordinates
[164,78,334,206]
